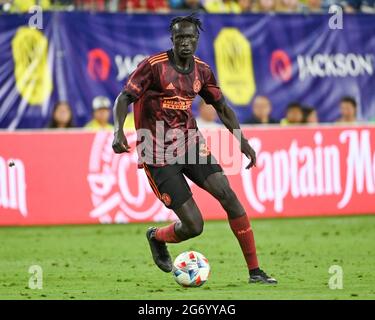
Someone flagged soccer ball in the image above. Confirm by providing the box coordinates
[172,251,210,287]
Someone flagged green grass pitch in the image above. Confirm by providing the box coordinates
[0,215,374,300]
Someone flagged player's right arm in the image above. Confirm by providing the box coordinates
[112,92,134,153]
[112,59,154,154]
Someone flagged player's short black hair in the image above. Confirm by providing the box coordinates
[340,96,357,108]
[169,14,204,35]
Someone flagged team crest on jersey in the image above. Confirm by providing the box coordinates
[166,82,175,90]
[161,193,172,206]
[193,79,201,93]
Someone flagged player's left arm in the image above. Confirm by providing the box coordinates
[199,65,256,169]
[212,99,256,169]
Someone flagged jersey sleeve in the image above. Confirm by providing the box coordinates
[123,59,153,101]
[198,65,224,105]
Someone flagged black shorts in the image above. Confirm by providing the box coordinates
[142,145,223,210]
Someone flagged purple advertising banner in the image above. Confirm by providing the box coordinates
[0,13,374,129]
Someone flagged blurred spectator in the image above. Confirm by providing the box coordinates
[47,101,75,129]
[170,0,185,9]
[0,0,10,12]
[252,0,276,12]
[321,0,339,9]
[302,106,319,124]
[75,0,105,10]
[195,100,222,128]
[177,0,207,11]
[85,96,114,130]
[336,96,357,124]
[280,102,304,125]
[57,0,75,9]
[9,0,51,12]
[118,0,170,11]
[342,0,375,13]
[276,0,302,11]
[247,95,278,124]
[238,0,253,11]
[205,0,241,13]
[301,0,324,11]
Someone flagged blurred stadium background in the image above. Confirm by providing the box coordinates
[0,0,374,300]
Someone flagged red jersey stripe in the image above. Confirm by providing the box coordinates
[194,59,210,68]
[148,53,168,63]
[150,58,168,66]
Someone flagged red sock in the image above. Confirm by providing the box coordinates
[155,223,181,243]
[229,214,259,270]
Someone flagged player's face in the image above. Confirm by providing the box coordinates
[171,22,199,59]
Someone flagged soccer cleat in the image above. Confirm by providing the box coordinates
[146,227,173,273]
[249,269,278,284]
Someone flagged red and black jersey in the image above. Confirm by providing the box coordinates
[123,49,223,166]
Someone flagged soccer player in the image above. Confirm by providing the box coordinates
[112,15,277,284]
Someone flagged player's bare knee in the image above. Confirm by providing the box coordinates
[188,220,204,238]
[217,184,236,203]
[206,174,234,201]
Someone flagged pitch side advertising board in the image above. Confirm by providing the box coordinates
[1,126,375,226]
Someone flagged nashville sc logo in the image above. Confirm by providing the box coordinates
[87,131,176,224]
